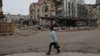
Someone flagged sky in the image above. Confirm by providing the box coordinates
[84,0,96,4]
[3,0,96,15]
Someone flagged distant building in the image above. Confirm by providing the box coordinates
[4,14,30,23]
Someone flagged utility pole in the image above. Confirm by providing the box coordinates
[0,0,4,23]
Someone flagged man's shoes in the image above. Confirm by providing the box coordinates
[57,51,60,54]
[46,53,50,55]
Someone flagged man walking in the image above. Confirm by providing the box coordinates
[47,27,60,55]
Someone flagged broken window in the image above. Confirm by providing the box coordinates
[45,6,48,12]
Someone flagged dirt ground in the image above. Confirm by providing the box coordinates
[0,29,100,55]
[4,52,100,56]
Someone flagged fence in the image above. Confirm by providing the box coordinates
[0,23,15,35]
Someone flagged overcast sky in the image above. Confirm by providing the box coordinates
[3,0,96,15]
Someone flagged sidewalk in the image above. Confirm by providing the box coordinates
[5,52,100,56]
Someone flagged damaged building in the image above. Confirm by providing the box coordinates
[30,0,98,28]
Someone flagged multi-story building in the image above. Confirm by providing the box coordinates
[30,0,85,22]
[30,0,64,25]
[30,0,85,18]
[30,0,98,27]
[64,0,85,17]
[30,0,64,19]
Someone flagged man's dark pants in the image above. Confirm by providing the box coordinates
[47,42,60,55]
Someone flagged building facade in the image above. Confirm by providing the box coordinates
[30,0,85,18]
[30,0,84,22]
[30,0,64,25]
[77,4,86,18]
[64,0,77,17]
[30,0,96,27]
[77,0,86,18]
[85,4,94,18]
[30,0,64,19]
[63,0,85,17]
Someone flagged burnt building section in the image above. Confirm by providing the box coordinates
[77,4,87,18]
